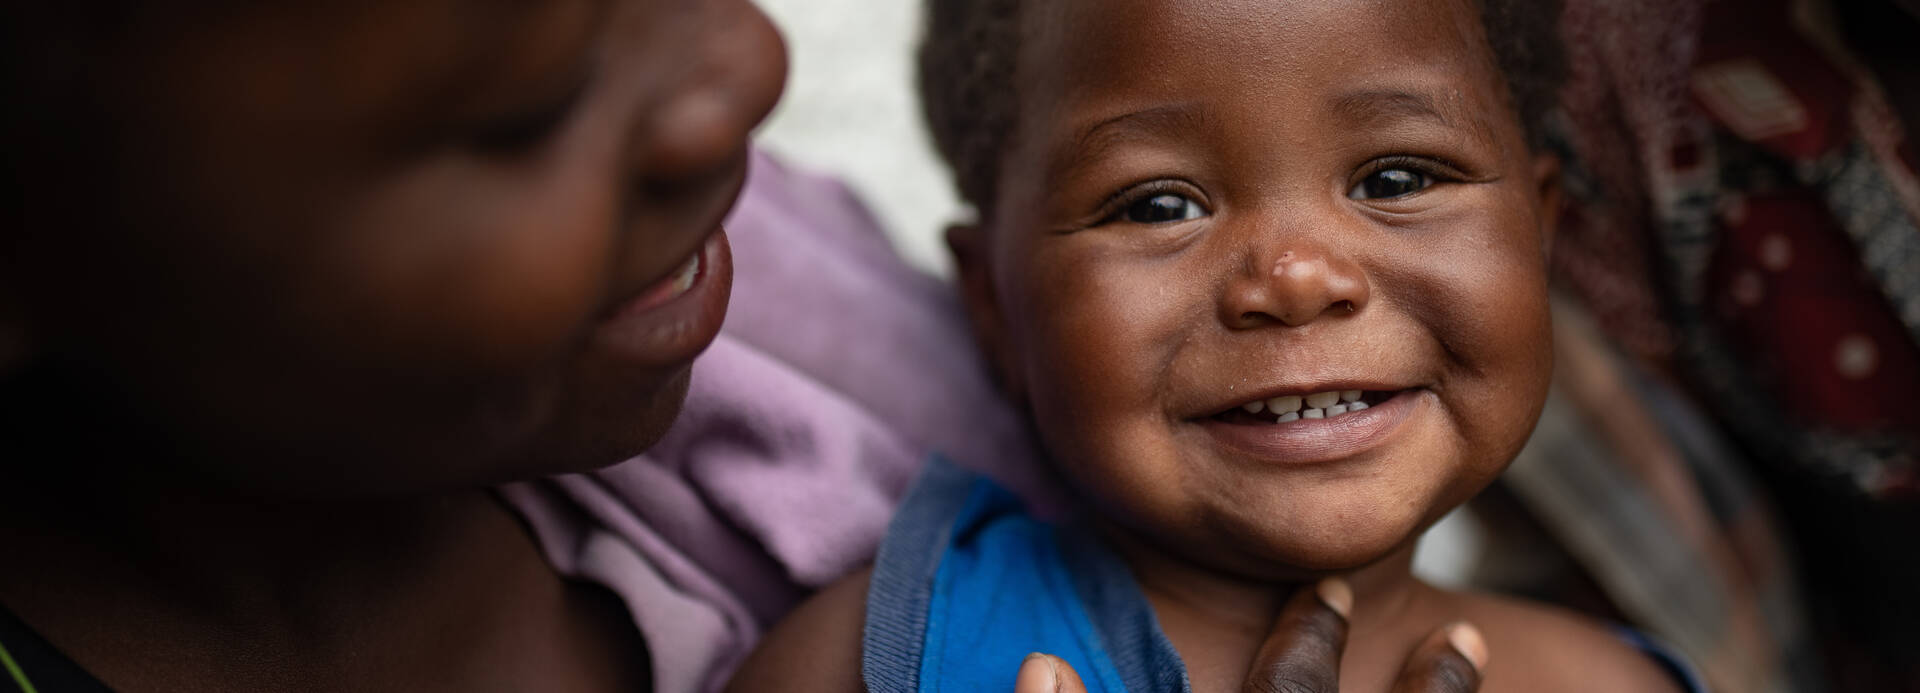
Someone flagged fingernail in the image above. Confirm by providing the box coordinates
[1447,622,1489,671]
[1315,578,1352,620]
[1016,652,1058,693]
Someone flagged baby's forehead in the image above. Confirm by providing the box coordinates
[1021,0,1498,102]
[1012,0,1515,161]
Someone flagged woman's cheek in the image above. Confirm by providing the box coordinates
[324,160,620,368]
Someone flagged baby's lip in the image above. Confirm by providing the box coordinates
[1196,388,1429,465]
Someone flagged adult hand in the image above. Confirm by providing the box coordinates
[1012,579,1490,693]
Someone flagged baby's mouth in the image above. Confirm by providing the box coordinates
[1211,389,1403,425]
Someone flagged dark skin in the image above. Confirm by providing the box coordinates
[0,0,783,690]
[735,1,1681,691]
[8,0,783,494]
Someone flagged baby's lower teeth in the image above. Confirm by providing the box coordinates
[1277,412,1300,423]
[1326,404,1348,416]
[1303,408,1325,420]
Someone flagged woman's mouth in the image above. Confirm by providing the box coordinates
[591,229,733,369]
[622,248,705,314]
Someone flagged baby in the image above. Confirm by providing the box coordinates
[734,0,1698,691]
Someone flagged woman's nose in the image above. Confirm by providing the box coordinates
[631,0,789,180]
[1220,244,1371,329]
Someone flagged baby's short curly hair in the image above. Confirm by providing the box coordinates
[918,0,1567,213]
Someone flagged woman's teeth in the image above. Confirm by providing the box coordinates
[668,252,701,297]
[618,251,705,315]
[1236,390,1370,423]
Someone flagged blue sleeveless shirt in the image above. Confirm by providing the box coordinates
[860,458,1709,693]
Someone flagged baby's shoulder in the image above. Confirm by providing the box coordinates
[1445,591,1689,693]
[725,567,871,693]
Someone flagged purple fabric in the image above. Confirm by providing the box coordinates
[718,153,1060,505]
[500,151,1056,693]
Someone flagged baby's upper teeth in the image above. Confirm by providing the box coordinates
[1236,389,1385,424]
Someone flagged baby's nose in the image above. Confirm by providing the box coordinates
[1221,247,1370,329]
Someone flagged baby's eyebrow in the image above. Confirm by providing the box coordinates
[1330,88,1497,145]
[1049,104,1210,183]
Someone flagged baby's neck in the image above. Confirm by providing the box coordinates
[1102,524,1446,693]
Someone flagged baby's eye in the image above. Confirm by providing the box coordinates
[1348,168,1433,200]
[1123,193,1207,224]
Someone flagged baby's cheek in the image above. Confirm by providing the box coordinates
[1017,258,1183,421]
[1445,242,1553,468]
[1013,255,1202,514]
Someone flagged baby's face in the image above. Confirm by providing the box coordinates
[9,0,784,493]
[966,0,1556,576]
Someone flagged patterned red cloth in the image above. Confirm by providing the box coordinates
[1555,0,1920,498]
[1532,0,1920,690]
[1691,0,1920,465]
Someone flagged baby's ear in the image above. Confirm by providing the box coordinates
[1530,153,1564,258]
[945,223,1026,403]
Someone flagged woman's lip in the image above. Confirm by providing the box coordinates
[1195,388,1426,465]
[590,229,732,369]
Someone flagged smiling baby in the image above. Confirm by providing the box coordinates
[731,1,1701,691]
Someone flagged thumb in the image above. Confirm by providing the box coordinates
[1015,653,1089,693]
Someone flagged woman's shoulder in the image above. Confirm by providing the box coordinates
[1442,589,1692,693]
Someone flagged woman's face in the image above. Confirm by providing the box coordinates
[6,0,786,494]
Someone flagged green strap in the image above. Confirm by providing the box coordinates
[0,637,37,693]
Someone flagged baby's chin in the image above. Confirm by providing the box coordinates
[1109,491,1443,581]
[1217,519,1427,578]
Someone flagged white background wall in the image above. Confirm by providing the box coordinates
[753,0,964,277]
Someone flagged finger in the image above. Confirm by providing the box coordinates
[1015,653,1088,693]
[1388,622,1488,693]
[1242,578,1353,693]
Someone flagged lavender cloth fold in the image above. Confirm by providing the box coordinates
[500,151,1056,693]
